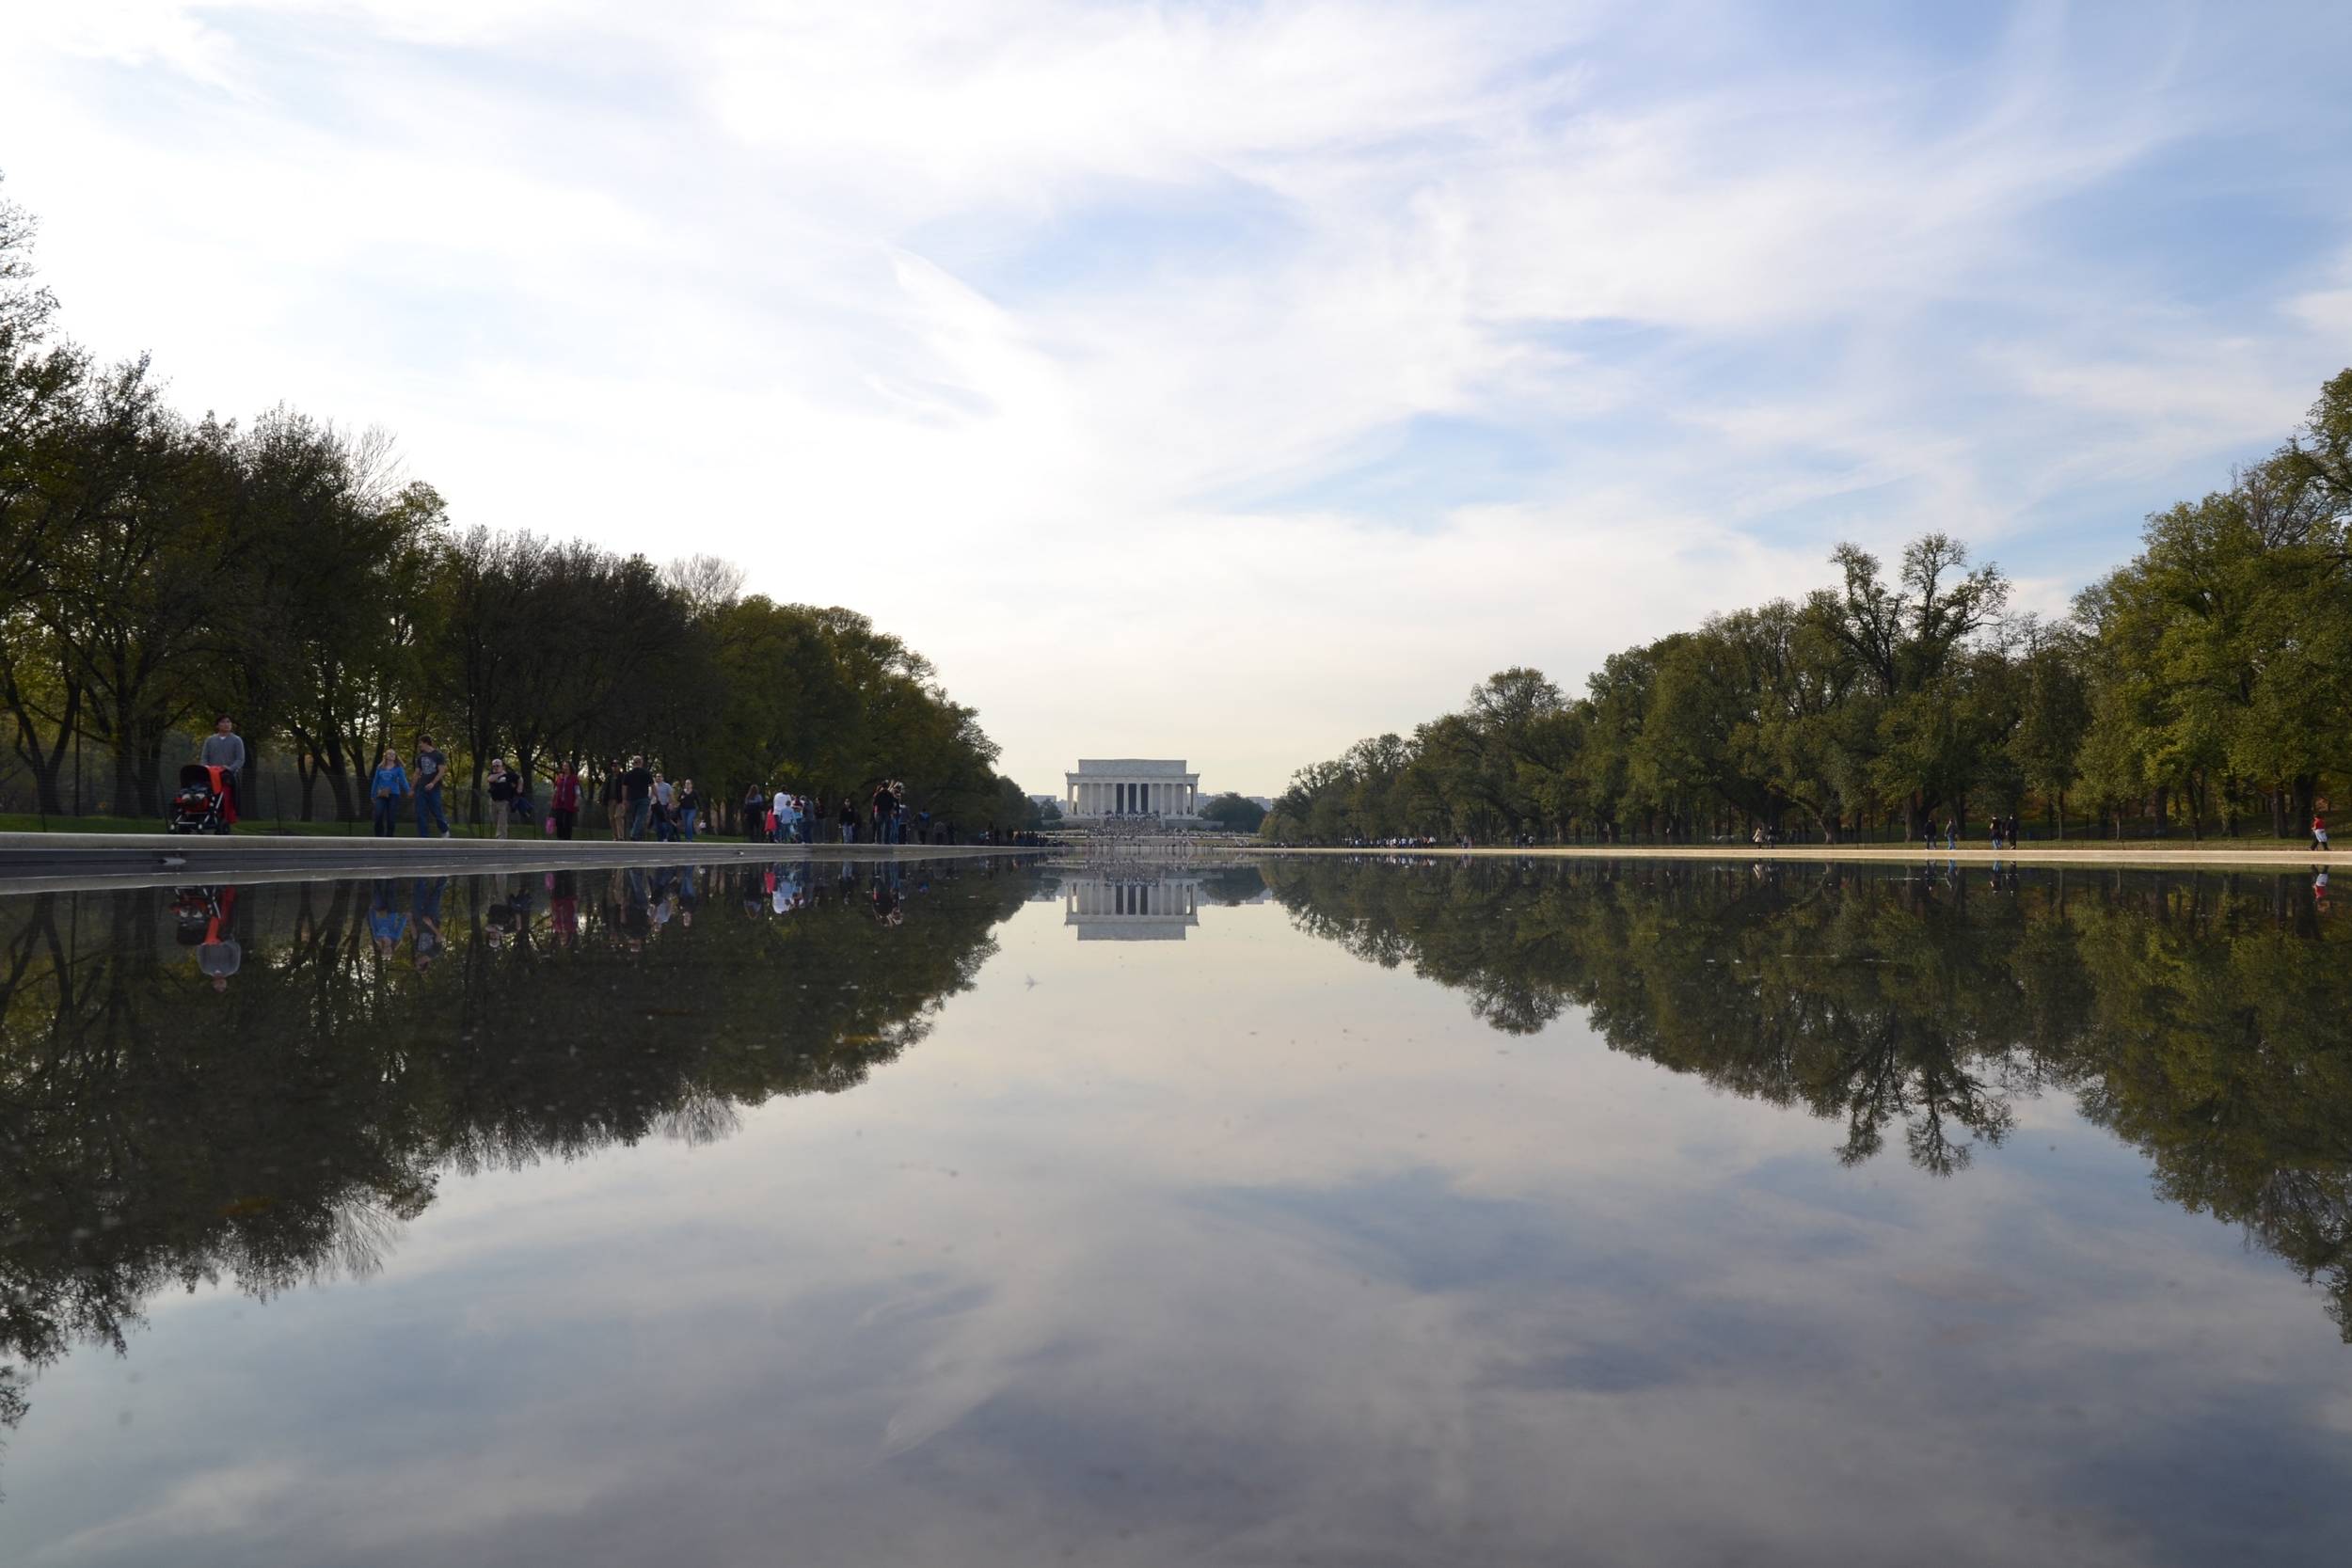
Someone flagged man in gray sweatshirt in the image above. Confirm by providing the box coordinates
[199,715,246,829]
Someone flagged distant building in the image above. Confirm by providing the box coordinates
[1062,758,1201,823]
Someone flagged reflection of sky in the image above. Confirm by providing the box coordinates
[10,889,2352,1566]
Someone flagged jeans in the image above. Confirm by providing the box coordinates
[416,787,449,837]
[373,795,398,836]
[680,808,697,841]
[628,798,651,840]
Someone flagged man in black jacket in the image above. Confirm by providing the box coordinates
[622,756,655,841]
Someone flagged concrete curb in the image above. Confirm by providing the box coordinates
[0,832,1040,894]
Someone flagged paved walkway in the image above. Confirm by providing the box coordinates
[1256,842,2335,870]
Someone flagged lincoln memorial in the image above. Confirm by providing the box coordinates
[1063,758,1201,822]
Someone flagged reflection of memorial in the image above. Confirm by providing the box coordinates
[1062,874,1203,941]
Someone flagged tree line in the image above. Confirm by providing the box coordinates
[1267,372,2352,845]
[0,178,1031,830]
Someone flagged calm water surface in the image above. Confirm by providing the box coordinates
[2,854,2348,1565]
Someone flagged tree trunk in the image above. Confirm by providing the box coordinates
[131,726,167,817]
[111,727,137,820]
[320,728,356,821]
[2,689,79,816]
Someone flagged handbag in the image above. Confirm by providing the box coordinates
[544,816,556,835]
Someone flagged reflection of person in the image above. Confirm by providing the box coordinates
[411,877,446,970]
[620,868,652,950]
[369,879,407,956]
[199,716,246,830]
[196,885,241,991]
[549,869,580,944]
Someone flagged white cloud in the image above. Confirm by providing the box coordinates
[1,0,2345,790]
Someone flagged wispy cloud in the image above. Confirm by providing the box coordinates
[4,0,2345,789]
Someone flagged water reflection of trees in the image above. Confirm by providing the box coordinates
[0,859,1033,1451]
[1266,856,2352,1338]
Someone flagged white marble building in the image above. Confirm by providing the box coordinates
[1063,758,1200,823]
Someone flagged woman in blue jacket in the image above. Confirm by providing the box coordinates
[371,748,409,837]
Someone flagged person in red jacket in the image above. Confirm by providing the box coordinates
[550,761,582,840]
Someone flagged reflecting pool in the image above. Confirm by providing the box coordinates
[2,855,2348,1565]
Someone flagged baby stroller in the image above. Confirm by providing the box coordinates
[167,763,237,834]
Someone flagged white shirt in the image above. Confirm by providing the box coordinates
[772,791,790,819]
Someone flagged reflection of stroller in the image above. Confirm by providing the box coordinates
[171,885,242,986]
[172,885,224,943]
[167,763,237,834]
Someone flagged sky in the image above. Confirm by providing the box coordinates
[3,1,2349,797]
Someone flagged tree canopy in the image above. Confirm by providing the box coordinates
[0,177,1026,828]
[1266,373,2352,846]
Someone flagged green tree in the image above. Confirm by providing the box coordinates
[1204,792,1266,832]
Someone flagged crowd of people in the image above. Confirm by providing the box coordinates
[172,718,1062,850]
[736,779,923,845]
[349,736,961,846]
